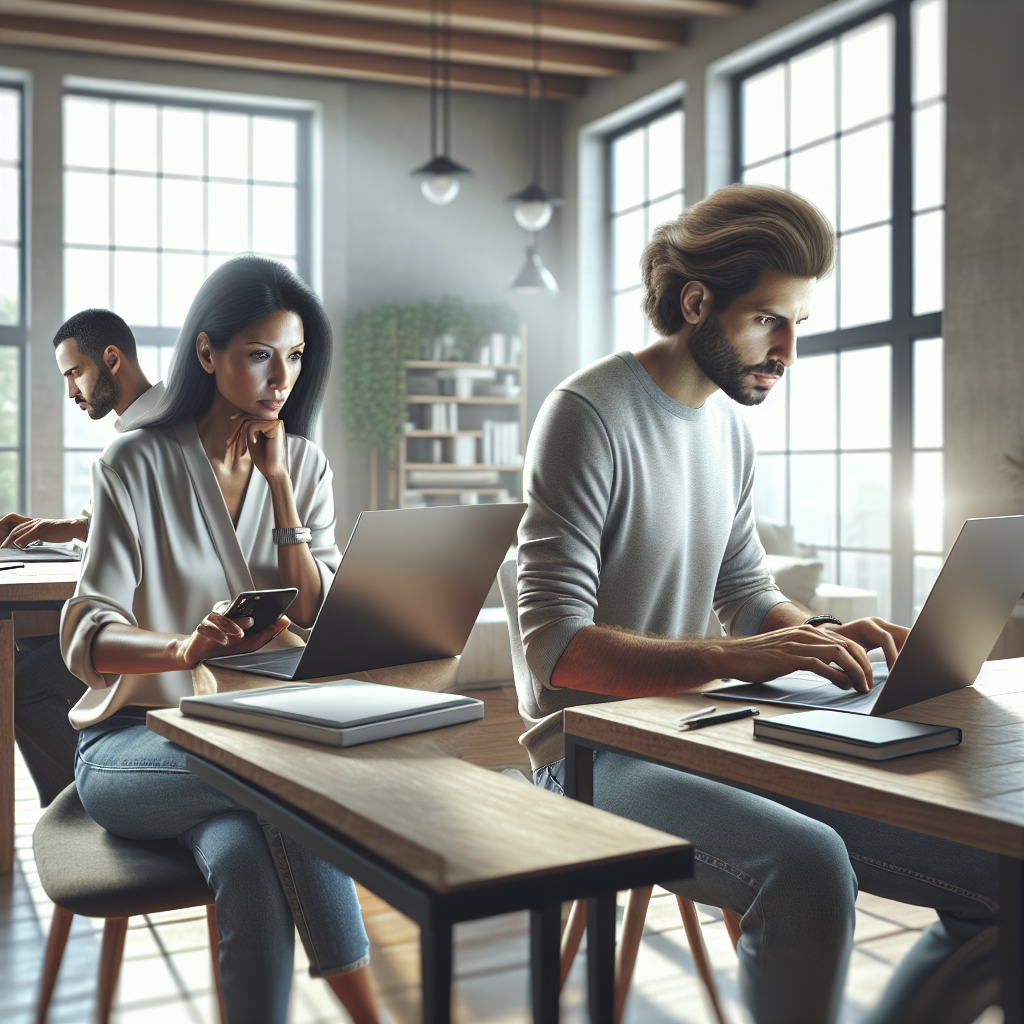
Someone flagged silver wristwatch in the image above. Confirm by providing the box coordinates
[272,527,312,546]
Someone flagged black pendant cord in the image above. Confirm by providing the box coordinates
[428,0,439,159]
[530,0,544,186]
[443,0,453,159]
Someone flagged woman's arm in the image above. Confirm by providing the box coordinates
[234,416,324,627]
[267,474,323,627]
[91,612,289,677]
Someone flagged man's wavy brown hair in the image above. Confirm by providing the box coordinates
[640,183,835,336]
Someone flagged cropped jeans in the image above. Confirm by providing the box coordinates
[537,752,999,1024]
[75,707,369,1024]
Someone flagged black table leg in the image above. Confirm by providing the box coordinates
[587,892,616,1024]
[421,916,453,1024]
[565,736,594,805]
[531,900,562,1022]
[1001,855,1023,1024]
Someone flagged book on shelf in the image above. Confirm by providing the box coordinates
[481,421,522,467]
[428,402,459,432]
[475,333,522,367]
[453,436,477,465]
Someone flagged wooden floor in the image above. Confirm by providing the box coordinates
[0,688,1005,1024]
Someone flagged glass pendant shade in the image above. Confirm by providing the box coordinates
[413,155,470,207]
[421,175,460,206]
[507,182,562,232]
[511,245,558,294]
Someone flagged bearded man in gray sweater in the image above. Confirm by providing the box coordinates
[517,184,998,1024]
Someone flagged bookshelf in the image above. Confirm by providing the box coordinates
[397,328,527,508]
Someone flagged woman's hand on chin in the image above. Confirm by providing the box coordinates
[175,610,291,668]
[227,412,290,483]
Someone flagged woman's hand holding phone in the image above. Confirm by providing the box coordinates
[175,606,291,668]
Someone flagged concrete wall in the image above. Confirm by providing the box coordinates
[942,0,1024,537]
[0,45,565,534]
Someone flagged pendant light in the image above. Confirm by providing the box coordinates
[509,0,560,293]
[511,242,559,293]
[413,0,471,205]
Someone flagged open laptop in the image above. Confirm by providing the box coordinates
[205,502,526,680]
[707,515,1024,716]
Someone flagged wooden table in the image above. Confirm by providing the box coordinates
[0,561,79,874]
[563,658,1024,1024]
[150,661,692,1022]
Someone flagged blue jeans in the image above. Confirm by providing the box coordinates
[75,707,369,1024]
[537,753,999,1024]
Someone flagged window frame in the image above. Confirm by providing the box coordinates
[0,81,28,513]
[606,100,685,353]
[731,0,943,625]
[60,88,313,516]
[62,87,313,347]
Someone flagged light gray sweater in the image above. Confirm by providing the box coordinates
[516,351,786,770]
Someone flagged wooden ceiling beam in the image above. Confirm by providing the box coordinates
[0,14,587,97]
[1,0,632,76]
[212,0,690,51]
[549,0,745,15]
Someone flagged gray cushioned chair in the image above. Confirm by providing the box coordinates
[497,558,741,1024]
[32,782,224,1024]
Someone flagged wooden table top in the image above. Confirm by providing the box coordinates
[564,659,1024,859]
[0,561,79,603]
[148,707,689,894]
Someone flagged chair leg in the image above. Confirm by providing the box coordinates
[206,904,227,1024]
[722,909,742,951]
[560,899,587,988]
[96,917,129,1024]
[613,886,653,1024]
[35,905,74,1024]
[676,896,730,1024]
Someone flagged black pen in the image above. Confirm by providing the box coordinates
[678,707,759,731]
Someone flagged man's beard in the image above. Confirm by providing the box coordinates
[688,311,785,407]
[84,363,122,420]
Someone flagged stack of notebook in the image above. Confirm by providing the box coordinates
[180,679,484,748]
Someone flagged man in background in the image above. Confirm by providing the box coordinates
[2,308,162,804]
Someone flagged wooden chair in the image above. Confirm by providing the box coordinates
[31,782,225,1024]
[496,559,742,1024]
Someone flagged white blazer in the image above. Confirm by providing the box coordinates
[61,417,341,729]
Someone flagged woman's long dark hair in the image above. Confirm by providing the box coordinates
[137,255,331,438]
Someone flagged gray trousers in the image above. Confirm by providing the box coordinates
[538,752,999,1024]
[14,636,85,806]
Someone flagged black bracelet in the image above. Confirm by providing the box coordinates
[804,614,843,629]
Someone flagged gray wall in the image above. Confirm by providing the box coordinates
[942,0,1024,537]
[0,45,565,535]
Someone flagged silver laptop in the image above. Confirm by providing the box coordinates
[206,502,526,680]
[707,515,1024,715]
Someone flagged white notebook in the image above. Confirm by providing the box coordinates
[180,680,484,747]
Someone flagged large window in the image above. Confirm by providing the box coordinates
[62,92,308,515]
[737,0,945,624]
[609,104,685,352]
[0,84,25,513]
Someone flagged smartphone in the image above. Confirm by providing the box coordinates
[224,588,298,636]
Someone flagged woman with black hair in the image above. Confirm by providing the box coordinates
[60,256,379,1024]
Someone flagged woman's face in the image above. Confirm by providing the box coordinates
[197,310,305,419]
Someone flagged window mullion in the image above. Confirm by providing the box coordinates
[890,0,916,626]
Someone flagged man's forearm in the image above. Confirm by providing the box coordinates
[550,624,717,698]
[550,602,812,698]
[759,601,807,632]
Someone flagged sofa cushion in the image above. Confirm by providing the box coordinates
[757,520,799,556]
[766,554,825,608]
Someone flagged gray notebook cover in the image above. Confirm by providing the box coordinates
[180,680,484,747]
[754,710,961,760]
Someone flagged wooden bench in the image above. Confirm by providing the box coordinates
[147,707,692,1023]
